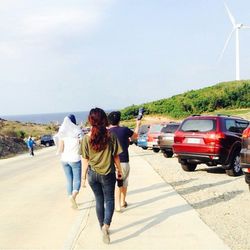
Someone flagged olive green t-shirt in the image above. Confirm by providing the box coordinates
[81,133,123,175]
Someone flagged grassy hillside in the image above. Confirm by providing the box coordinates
[120,80,250,120]
[0,119,58,140]
[0,119,59,158]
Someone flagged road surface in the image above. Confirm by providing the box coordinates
[0,147,86,249]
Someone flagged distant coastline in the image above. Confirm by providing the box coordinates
[1,111,89,125]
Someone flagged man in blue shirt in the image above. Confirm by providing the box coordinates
[26,136,35,156]
[108,111,141,212]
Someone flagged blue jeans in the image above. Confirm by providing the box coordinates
[88,168,116,227]
[62,161,82,196]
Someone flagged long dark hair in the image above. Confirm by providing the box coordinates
[88,108,110,152]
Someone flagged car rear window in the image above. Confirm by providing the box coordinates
[180,119,216,132]
[42,135,52,140]
[225,119,249,133]
[149,124,163,133]
[161,124,179,133]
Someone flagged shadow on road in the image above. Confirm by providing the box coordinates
[167,178,198,187]
[192,190,244,209]
[128,183,167,195]
[112,203,191,244]
[176,179,237,196]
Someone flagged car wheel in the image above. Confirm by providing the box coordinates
[45,142,50,147]
[225,154,242,176]
[153,148,160,153]
[163,151,173,158]
[142,147,148,150]
[245,173,250,185]
[181,163,197,172]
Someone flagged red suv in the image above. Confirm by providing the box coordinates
[173,115,249,176]
[240,125,250,189]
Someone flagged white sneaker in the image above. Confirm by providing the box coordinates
[69,196,78,209]
[101,227,110,244]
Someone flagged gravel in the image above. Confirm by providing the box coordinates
[132,145,250,250]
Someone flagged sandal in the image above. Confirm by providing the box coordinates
[121,201,127,208]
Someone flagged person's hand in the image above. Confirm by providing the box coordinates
[116,171,123,180]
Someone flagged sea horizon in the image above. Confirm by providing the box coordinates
[1,111,90,125]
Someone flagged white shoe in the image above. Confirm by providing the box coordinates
[102,226,110,244]
[69,196,78,209]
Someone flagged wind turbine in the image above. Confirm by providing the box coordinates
[218,2,250,80]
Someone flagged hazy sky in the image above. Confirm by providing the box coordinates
[0,0,250,115]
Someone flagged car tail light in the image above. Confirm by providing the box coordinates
[243,168,250,173]
[204,132,225,145]
[242,128,250,139]
[174,131,184,143]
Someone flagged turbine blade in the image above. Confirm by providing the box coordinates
[224,2,236,26]
[242,25,250,29]
[218,28,235,63]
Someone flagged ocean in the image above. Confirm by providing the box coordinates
[1,111,89,125]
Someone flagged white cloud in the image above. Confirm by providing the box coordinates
[0,0,115,57]
[21,9,100,36]
[0,42,20,58]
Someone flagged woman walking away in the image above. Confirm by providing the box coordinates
[55,114,82,209]
[81,108,123,244]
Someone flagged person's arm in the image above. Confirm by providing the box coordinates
[131,119,141,140]
[81,157,89,187]
[114,154,123,179]
[57,140,64,154]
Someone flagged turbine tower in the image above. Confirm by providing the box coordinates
[219,2,250,80]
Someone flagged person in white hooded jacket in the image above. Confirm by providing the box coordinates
[54,114,83,209]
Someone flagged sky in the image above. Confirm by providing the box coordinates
[0,0,250,115]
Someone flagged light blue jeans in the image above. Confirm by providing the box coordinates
[62,161,82,196]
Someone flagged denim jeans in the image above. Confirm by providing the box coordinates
[88,168,116,227]
[62,161,82,196]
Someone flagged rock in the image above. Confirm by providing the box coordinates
[0,135,27,158]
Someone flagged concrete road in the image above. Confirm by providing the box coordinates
[0,147,87,249]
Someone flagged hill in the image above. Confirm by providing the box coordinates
[120,80,250,120]
[0,119,58,158]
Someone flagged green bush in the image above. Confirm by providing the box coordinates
[16,130,26,139]
[120,80,250,119]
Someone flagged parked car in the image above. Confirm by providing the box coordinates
[173,115,249,176]
[147,123,166,153]
[139,124,150,135]
[158,122,180,158]
[40,134,55,147]
[137,133,148,149]
[240,125,250,190]
[136,124,150,149]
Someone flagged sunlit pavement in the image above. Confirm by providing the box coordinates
[72,147,230,250]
